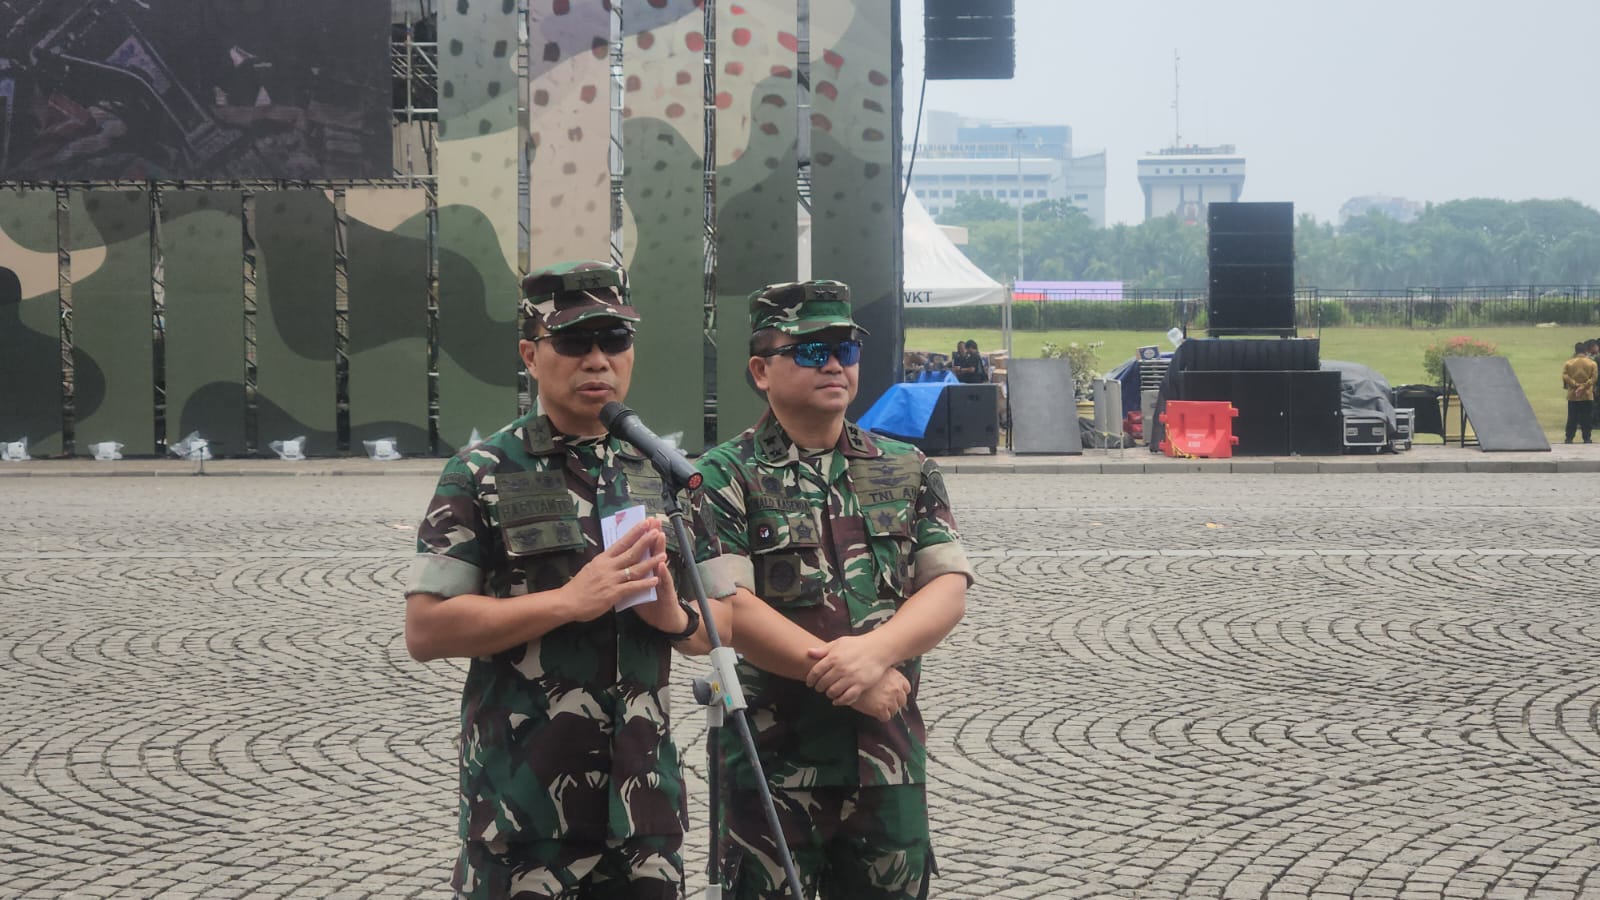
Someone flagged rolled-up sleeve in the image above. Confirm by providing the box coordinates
[405,457,490,599]
[690,454,755,598]
[910,455,975,590]
[911,541,974,591]
[697,554,755,599]
[406,553,484,598]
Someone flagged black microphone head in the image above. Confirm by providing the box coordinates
[599,401,632,432]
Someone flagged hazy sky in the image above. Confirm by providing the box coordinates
[899,0,1600,226]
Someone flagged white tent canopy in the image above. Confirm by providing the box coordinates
[900,190,1006,308]
[795,190,1005,306]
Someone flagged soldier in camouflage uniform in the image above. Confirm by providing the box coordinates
[405,260,731,900]
[694,281,975,899]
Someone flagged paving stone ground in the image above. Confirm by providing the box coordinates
[2,472,1598,898]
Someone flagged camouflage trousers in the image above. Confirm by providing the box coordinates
[454,834,684,900]
[718,784,933,900]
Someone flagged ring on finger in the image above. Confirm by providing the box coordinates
[624,565,633,581]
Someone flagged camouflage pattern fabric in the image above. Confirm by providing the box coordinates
[454,834,683,900]
[0,188,64,455]
[161,190,247,453]
[619,2,709,454]
[435,0,521,447]
[720,784,932,900]
[809,0,901,421]
[712,0,800,442]
[692,411,974,791]
[345,188,430,454]
[254,190,337,452]
[408,411,702,844]
[69,190,155,456]
[747,280,863,336]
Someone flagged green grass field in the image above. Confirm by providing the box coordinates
[905,325,1594,438]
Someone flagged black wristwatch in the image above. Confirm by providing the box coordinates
[662,601,701,642]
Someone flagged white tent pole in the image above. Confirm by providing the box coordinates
[1003,282,1014,365]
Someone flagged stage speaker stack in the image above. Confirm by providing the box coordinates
[925,0,1015,80]
[944,384,1000,454]
[1208,202,1295,337]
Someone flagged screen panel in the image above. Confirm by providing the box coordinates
[0,190,63,455]
[346,188,430,453]
[621,2,707,453]
[0,0,392,179]
[161,190,245,452]
[69,190,154,455]
[714,0,799,441]
[811,0,899,421]
[254,191,336,453]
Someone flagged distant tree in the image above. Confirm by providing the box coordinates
[928,193,1600,290]
[937,194,1015,227]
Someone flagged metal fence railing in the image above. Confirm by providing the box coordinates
[904,285,1600,332]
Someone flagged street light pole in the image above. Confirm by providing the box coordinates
[1015,127,1025,283]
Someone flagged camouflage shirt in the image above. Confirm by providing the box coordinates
[694,411,974,790]
[406,412,696,843]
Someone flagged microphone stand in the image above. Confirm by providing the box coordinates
[658,482,804,900]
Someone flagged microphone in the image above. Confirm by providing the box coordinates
[600,402,704,493]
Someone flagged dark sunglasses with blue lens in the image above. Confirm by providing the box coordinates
[758,338,863,368]
[534,325,636,357]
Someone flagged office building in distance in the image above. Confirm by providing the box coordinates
[1136,144,1246,224]
[906,111,1108,227]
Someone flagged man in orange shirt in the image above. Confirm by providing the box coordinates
[1562,341,1598,444]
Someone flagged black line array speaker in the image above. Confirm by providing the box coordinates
[945,384,1000,453]
[1178,370,1341,456]
[925,0,1015,80]
[1178,337,1321,372]
[1208,202,1295,337]
[880,384,1000,455]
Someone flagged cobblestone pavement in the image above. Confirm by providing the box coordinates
[2,473,1597,898]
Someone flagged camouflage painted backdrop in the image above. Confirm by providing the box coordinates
[0,0,903,456]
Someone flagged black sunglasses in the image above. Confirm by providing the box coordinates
[535,326,636,357]
[757,339,862,368]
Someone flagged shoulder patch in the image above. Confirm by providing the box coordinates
[923,458,951,509]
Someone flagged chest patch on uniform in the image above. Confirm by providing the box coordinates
[757,523,774,543]
[496,470,583,556]
[767,559,798,592]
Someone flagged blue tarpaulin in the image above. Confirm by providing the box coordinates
[858,383,948,438]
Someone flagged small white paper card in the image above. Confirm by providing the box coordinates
[601,504,657,611]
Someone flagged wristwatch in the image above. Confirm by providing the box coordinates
[662,601,701,642]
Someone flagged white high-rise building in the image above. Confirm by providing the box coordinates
[905,112,1108,227]
[1136,145,1246,224]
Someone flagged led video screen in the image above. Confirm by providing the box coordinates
[0,0,392,180]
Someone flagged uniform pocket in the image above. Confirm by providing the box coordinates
[495,471,585,558]
[862,500,914,597]
[750,509,825,607]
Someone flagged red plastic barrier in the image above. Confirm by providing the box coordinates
[1159,400,1240,459]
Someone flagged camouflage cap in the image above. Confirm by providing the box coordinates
[520,260,640,331]
[748,280,869,336]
